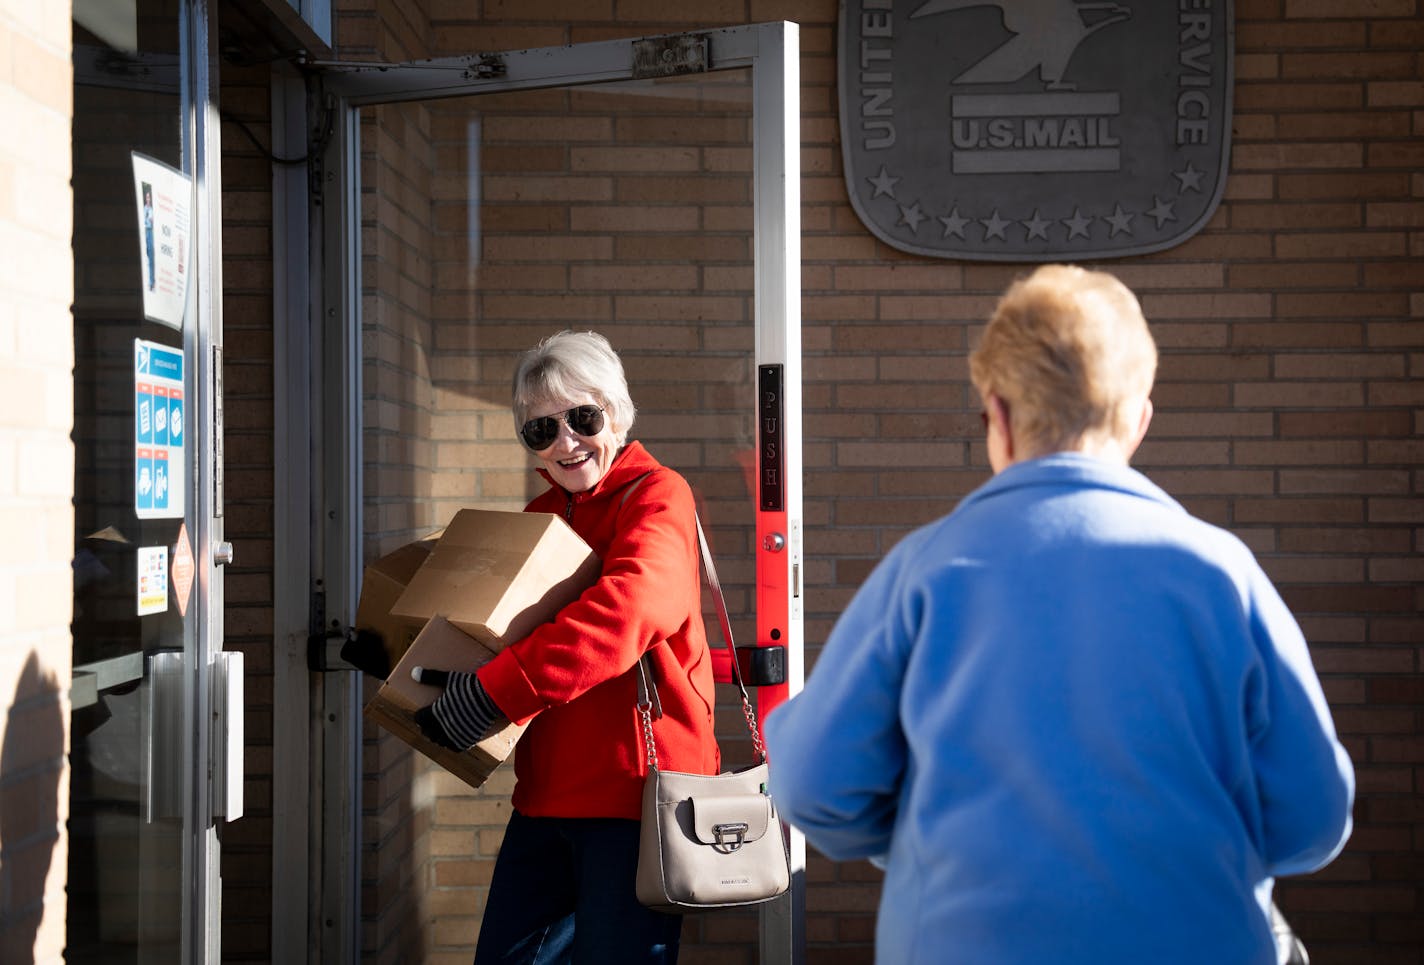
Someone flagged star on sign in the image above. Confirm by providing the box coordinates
[1022,210,1051,241]
[939,207,969,240]
[980,210,1011,241]
[1173,162,1205,194]
[1063,208,1092,240]
[898,202,927,233]
[1105,203,1134,237]
[1147,196,1176,228]
[867,166,900,199]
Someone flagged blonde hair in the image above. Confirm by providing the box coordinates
[512,330,636,445]
[969,264,1157,457]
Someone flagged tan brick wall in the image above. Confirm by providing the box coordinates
[217,57,281,964]
[218,2,1424,963]
[363,95,448,965]
[0,4,73,964]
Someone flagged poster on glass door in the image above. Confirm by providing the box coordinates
[131,151,191,330]
[134,338,185,519]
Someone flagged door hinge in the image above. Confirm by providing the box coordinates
[632,34,709,79]
[465,54,506,80]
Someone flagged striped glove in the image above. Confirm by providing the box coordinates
[411,668,505,752]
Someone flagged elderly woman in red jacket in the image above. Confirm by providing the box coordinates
[416,330,719,964]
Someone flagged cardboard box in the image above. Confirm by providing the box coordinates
[362,509,600,787]
[364,615,527,788]
[390,509,601,653]
[351,533,442,674]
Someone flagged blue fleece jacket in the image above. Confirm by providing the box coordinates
[765,454,1354,965]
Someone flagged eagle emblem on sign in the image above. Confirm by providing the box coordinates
[839,0,1233,261]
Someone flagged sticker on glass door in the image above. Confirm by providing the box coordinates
[131,152,192,330]
[135,338,185,519]
[137,544,169,615]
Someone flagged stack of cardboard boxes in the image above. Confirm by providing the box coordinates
[355,509,600,787]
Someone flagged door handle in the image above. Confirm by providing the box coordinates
[145,651,245,824]
[214,541,235,566]
[144,651,185,823]
[212,650,244,821]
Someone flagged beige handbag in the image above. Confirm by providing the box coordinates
[633,516,791,913]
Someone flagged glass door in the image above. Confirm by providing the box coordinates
[314,23,803,963]
[70,1,235,961]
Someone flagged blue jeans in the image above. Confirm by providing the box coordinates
[474,810,683,965]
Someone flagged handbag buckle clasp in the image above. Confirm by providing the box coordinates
[712,821,750,853]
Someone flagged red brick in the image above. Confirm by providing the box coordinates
[1235,498,1365,524]
[1311,646,1417,675]
[1160,352,1274,381]
[1280,526,1413,554]
[1277,470,1409,497]
[1237,22,1368,50]
[1152,382,1231,408]
[1367,439,1424,464]
[1150,412,1272,441]
[1286,0,1417,16]
[1275,231,1409,259]
[1282,584,1416,614]
[1234,381,1365,407]
[1367,19,1424,47]
[1276,291,1408,319]
[1368,81,1424,108]
[831,264,964,291]
[1367,202,1424,228]
[1285,405,1411,438]
[1141,292,1273,319]
[1369,381,1424,407]
[1227,261,1362,289]
[1278,171,1411,199]
[1235,84,1366,113]
[1360,261,1424,288]
[1145,469,1277,496]
[1138,322,1229,349]
[1283,51,1416,80]
[1252,200,1366,232]
[1368,139,1424,168]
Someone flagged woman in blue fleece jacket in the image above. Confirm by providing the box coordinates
[764,264,1354,965]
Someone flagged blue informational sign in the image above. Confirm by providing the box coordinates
[137,383,153,445]
[134,339,186,519]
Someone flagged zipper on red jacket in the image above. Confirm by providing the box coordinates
[563,492,574,521]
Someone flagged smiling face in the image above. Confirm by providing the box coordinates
[525,396,621,493]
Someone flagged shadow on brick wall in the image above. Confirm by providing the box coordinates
[0,651,64,963]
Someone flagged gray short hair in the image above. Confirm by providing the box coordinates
[969,264,1157,457]
[512,330,636,445]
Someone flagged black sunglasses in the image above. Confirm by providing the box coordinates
[519,405,605,450]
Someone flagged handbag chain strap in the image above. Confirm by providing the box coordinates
[637,661,661,771]
[636,510,766,769]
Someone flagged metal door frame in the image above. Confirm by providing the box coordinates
[302,22,803,963]
[185,5,236,960]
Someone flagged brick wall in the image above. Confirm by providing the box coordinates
[218,55,282,964]
[362,95,449,965]
[268,1,1424,963]
[0,4,73,964]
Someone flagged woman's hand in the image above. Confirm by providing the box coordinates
[412,667,506,751]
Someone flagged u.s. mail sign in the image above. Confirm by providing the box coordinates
[839,0,1233,261]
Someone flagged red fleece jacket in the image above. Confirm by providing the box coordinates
[476,442,720,819]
